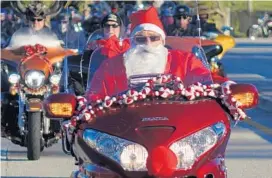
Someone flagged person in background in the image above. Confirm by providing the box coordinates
[86,13,123,51]
[1,8,14,37]
[167,5,198,37]
[191,5,221,34]
[159,1,175,31]
[54,13,86,50]
[94,13,130,55]
[82,15,102,38]
[8,1,63,48]
[86,13,130,84]
[101,13,122,39]
[122,4,138,37]
[82,5,92,21]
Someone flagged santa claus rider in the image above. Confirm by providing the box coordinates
[86,7,228,101]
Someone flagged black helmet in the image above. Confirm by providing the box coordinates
[101,13,122,27]
[174,5,192,17]
[10,1,64,20]
[82,16,101,34]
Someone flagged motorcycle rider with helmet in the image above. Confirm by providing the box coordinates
[87,13,128,51]
[8,1,63,49]
[191,5,221,34]
[167,5,198,37]
[87,13,130,84]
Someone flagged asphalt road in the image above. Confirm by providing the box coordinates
[1,39,272,178]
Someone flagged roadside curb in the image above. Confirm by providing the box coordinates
[257,95,272,113]
[229,48,272,53]
[235,38,272,43]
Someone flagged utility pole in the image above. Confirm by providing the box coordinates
[248,0,253,26]
[248,0,253,14]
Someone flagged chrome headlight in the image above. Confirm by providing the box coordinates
[8,74,20,84]
[83,129,148,171]
[25,70,45,89]
[170,122,226,170]
[49,74,61,85]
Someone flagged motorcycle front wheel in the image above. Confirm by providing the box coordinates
[247,26,263,40]
[27,112,41,160]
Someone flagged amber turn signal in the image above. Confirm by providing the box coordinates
[233,92,255,108]
[49,103,73,117]
[231,84,259,109]
[43,93,77,118]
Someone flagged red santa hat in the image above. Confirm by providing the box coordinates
[129,7,166,40]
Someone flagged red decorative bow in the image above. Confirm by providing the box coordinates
[97,35,130,58]
[19,44,52,73]
[24,44,47,56]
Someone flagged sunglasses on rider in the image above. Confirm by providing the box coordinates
[61,20,68,24]
[30,18,44,22]
[177,15,191,21]
[104,23,119,29]
[134,35,161,44]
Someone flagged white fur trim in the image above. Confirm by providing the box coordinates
[131,23,166,39]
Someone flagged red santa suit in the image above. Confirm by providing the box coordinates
[86,49,213,101]
[86,7,227,101]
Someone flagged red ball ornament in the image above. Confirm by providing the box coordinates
[138,95,143,100]
[146,146,177,177]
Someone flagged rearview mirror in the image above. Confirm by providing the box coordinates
[230,84,259,109]
[43,93,77,118]
[202,44,223,59]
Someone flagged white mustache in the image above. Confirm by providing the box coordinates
[133,44,164,54]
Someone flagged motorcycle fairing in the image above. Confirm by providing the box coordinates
[75,100,230,178]
[80,99,229,147]
[73,98,230,177]
[1,47,77,79]
[1,47,77,64]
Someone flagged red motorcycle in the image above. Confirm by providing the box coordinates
[43,38,258,178]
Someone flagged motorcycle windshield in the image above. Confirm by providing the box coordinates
[85,36,213,101]
[7,27,61,49]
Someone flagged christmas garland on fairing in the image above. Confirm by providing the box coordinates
[70,75,249,128]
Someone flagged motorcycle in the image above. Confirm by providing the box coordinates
[1,28,77,160]
[247,14,272,40]
[43,36,258,177]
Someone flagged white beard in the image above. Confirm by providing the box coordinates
[124,44,168,79]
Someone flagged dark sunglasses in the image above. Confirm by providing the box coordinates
[177,15,191,20]
[61,20,68,24]
[30,18,44,22]
[104,23,119,28]
[134,35,161,44]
